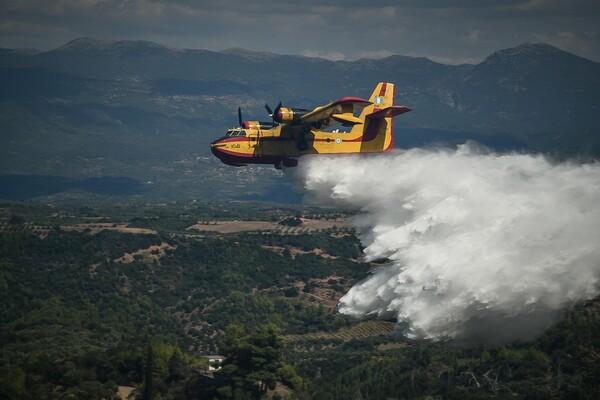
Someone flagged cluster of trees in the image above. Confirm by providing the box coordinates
[205,291,347,334]
[203,323,303,399]
[278,217,303,227]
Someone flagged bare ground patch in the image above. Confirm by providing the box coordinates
[114,242,176,264]
[260,245,338,259]
[267,383,294,399]
[61,223,158,235]
[116,386,136,400]
[300,287,344,311]
[278,276,350,311]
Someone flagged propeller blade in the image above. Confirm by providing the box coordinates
[238,107,243,127]
[265,103,273,115]
[272,101,282,122]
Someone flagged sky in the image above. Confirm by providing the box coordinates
[1,0,599,64]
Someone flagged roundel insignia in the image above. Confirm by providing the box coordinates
[335,137,342,144]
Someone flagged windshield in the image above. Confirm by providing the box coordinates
[224,129,246,137]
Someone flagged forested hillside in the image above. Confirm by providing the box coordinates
[0,202,599,399]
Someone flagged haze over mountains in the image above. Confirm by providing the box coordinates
[1,37,599,201]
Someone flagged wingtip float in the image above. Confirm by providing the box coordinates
[210,82,411,169]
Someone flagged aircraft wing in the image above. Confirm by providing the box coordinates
[300,97,371,126]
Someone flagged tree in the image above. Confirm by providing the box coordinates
[0,368,27,399]
[9,214,25,225]
[218,323,301,399]
[144,343,154,400]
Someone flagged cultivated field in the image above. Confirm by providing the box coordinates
[186,218,347,234]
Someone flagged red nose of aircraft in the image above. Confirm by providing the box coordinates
[210,139,246,167]
[210,140,226,159]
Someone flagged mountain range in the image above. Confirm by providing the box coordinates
[1,38,599,201]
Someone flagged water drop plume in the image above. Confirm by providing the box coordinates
[291,144,600,346]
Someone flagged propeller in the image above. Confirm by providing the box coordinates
[265,101,282,123]
[238,107,243,127]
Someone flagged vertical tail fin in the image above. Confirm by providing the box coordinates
[350,82,411,153]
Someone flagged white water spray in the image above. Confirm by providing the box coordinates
[292,144,600,345]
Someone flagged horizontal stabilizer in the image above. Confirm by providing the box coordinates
[367,105,412,119]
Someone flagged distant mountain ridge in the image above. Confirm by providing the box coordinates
[1,37,599,201]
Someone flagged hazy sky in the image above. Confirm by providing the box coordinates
[1,0,599,64]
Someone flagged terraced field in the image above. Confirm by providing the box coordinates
[287,320,396,342]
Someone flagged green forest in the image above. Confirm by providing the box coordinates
[0,202,598,399]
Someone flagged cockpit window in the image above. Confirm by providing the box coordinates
[223,129,247,138]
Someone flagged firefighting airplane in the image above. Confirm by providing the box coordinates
[210,82,411,169]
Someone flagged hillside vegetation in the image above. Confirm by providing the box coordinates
[0,202,599,399]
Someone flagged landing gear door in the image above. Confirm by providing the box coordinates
[248,131,261,155]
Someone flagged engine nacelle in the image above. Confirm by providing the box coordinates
[275,107,309,124]
[242,121,278,130]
